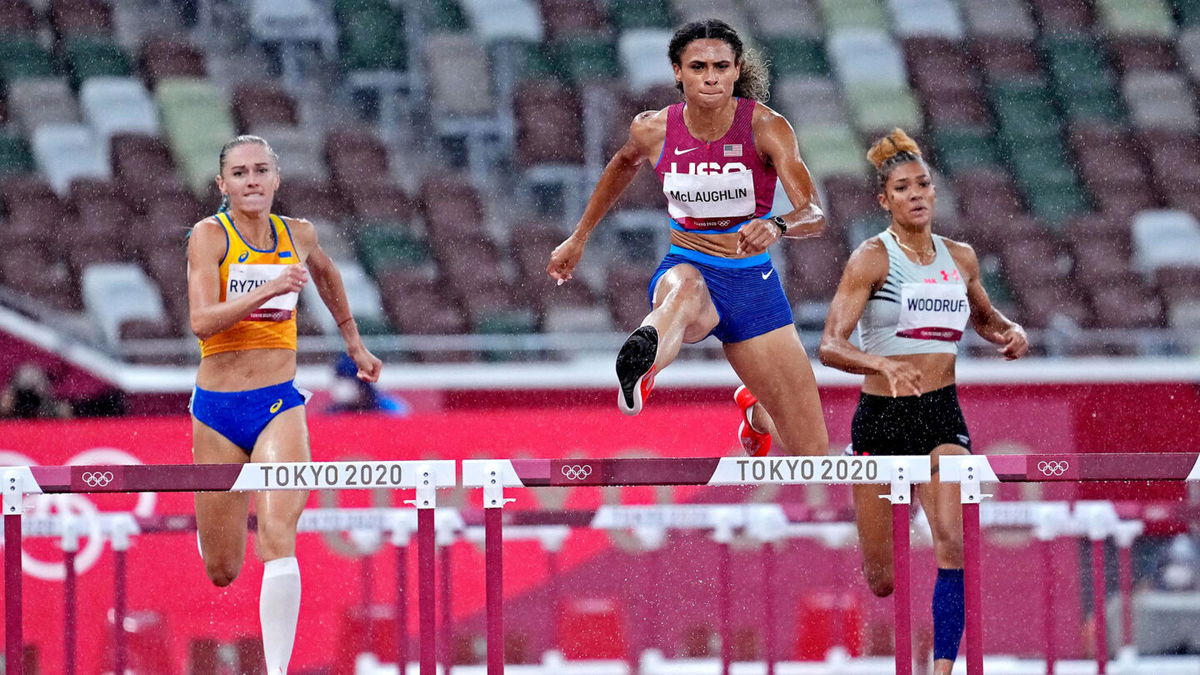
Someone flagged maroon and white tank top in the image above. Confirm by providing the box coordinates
[653,97,776,233]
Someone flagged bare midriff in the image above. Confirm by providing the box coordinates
[196,349,297,391]
[670,230,748,259]
[861,352,957,397]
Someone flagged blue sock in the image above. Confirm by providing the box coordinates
[932,568,965,662]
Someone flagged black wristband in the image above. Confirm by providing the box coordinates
[771,216,788,236]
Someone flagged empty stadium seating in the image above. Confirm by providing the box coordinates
[0,0,1195,360]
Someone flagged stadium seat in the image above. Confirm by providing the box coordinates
[886,0,964,39]
[344,181,416,223]
[932,126,1000,176]
[1179,27,1200,80]
[1071,237,1132,285]
[538,0,608,43]
[376,272,468,339]
[354,223,432,278]
[31,122,109,195]
[336,3,406,72]
[8,77,80,135]
[0,131,32,176]
[785,235,848,302]
[138,38,206,88]
[745,0,823,39]
[762,36,829,78]
[232,81,298,132]
[1107,37,1178,74]
[844,83,923,134]
[80,262,168,345]
[110,133,179,204]
[251,125,327,181]
[826,29,908,89]
[670,0,750,34]
[0,242,78,310]
[514,78,584,168]
[274,177,345,224]
[325,128,391,190]
[80,76,158,147]
[618,29,674,93]
[551,34,619,85]
[795,124,865,179]
[959,0,1037,40]
[301,260,391,335]
[155,77,236,195]
[775,76,847,126]
[62,37,132,88]
[460,0,544,42]
[0,0,36,35]
[971,37,1042,78]
[1086,273,1163,329]
[1132,210,1200,275]
[1026,0,1094,32]
[1121,71,1199,131]
[816,0,888,32]
[49,0,113,39]
[1094,0,1176,39]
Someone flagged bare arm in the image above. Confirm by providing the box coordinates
[187,218,308,340]
[547,110,662,282]
[290,219,383,381]
[817,241,923,396]
[737,105,827,255]
[949,240,1028,360]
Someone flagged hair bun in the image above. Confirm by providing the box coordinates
[866,128,922,169]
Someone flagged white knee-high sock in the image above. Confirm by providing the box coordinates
[260,556,301,674]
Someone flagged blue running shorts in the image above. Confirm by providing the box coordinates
[190,380,308,453]
[647,248,794,344]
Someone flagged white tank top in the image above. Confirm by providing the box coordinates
[857,231,970,356]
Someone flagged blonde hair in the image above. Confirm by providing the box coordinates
[866,128,925,188]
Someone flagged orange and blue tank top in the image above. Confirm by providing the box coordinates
[198,212,300,358]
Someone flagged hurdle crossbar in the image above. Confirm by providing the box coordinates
[942,453,1200,675]
[2,460,454,675]
[464,455,931,675]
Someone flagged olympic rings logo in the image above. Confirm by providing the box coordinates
[1037,460,1069,477]
[561,465,593,481]
[81,471,114,488]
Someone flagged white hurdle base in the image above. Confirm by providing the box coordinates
[355,653,1200,675]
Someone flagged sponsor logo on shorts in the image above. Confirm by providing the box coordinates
[761,269,774,280]
[957,434,970,445]
[270,399,283,413]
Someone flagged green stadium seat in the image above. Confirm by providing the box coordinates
[62,38,131,88]
[0,132,33,175]
[844,84,922,134]
[552,35,619,84]
[156,77,236,196]
[817,0,888,31]
[932,126,1000,175]
[1176,0,1200,26]
[1095,0,1176,38]
[796,123,865,178]
[762,36,828,77]
[422,0,469,31]
[338,6,407,72]
[355,224,432,276]
[0,38,52,84]
[610,0,672,30]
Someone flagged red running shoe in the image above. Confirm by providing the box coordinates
[735,385,771,456]
[616,325,658,416]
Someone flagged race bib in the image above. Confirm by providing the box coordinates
[896,282,969,341]
[227,263,298,321]
[663,169,755,227]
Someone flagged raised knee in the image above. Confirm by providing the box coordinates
[863,564,894,597]
[206,561,240,587]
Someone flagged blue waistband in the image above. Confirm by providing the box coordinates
[666,245,770,268]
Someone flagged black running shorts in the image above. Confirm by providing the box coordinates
[849,384,971,456]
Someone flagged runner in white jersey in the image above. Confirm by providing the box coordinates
[736,129,1027,675]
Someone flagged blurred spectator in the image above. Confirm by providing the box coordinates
[0,363,72,419]
[326,354,408,415]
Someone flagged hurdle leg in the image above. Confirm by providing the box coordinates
[1118,541,1133,657]
[114,547,127,675]
[1040,538,1055,675]
[4,512,21,675]
[61,520,80,675]
[890,502,912,675]
[485,508,504,675]
[1091,539,1108,674]
[418,509,436,675]
[394,540,408,673]
[719,541,732,675]
[962,501,983,675]
[763,542,776,675]
[440,540,452,674]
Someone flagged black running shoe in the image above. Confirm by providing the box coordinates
[616,325,659,416]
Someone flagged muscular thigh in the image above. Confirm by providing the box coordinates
[651,264,719,343]
[853,482,895,569]
[252,406,311,528]
[193,417,251,556]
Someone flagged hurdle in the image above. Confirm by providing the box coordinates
[1,460,455,675]
[943,453,1200,675]
[463,455,931,675]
